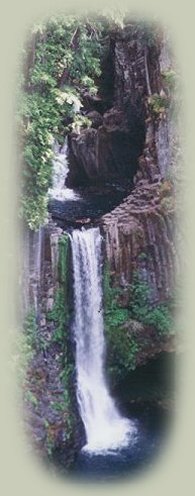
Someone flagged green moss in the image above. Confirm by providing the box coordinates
[103,263,139,380]
[161,69,177,91]
[23,306,47,352]
[58,233,69,284]
[48,233,70,343]
[103,263,174,383]
[129,273,173,335]
[147,93,169,117]
[49,234,76,437]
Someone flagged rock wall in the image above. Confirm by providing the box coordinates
[23,221,84,465]
[100,27,177,307]
[67,106,144,186]
[22,221,63,315]
[101,179,175,305]
[67,24,156,186]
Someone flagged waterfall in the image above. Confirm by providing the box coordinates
[49,138,79,201]
[70,227,134,453]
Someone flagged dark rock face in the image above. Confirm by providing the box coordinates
[67,106,144,186]
[66,26,154,187]
[67,25,175,190]
[23,221,84,466]
[99,28,177,309]
[101,179,175,305]
[85,110,103,129]
[114,27,161,106]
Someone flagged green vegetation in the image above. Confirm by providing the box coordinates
[161,69,177,93]
[18,13,167,229]
[129,274,173,335]
[103,264,174,381]
[18,16,106,229]
[16,311,37,387]
[47,288,67,343]
[47,234,69,345]
[44,235,76,452]
[104,265,140,379]
[23,306,38,349]
[147,93,169,117]
[23,305,49,352]
[147,67,180,120]
[20,234,76,457]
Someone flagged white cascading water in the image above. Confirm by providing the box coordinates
[71,227,134,453]
[49,138,79,201]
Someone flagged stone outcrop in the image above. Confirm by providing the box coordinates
[101,178,175,305]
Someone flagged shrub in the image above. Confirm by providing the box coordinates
[103,266,174,382]
[129,274,173,335]
[18,16,105,229]
[147,93,169,117]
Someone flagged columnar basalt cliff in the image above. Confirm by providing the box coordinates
[99,27,177,307]
[101,179,175,305]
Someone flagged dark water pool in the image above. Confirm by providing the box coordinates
[48,400,171,483]
[48,180,132,227]
[68,402,170,482]
[48,354,173,482]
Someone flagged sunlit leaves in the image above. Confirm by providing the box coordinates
[20,15,104,229]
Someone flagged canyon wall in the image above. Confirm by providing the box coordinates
[100,26,178,307]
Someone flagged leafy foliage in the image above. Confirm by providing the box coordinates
[47,234,69,345]
[147,93,169,117]
[103,264,174,382]
[21,235,75,457]
[129,273,173,335]
[47,288,67,344]
[18,16,105,229]
[103,264,137,380]
[23,306,39,349]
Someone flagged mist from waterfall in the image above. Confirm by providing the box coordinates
[70,227,134,453]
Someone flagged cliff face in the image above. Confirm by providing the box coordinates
[101,180,175,305]
[67,106,144,186]
[99,27,177,309]
[22,222,62,315]
[22,222,84,463]
[67,25,155,186]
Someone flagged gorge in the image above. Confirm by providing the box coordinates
[20,16,179,480]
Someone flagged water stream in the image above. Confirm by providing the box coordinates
[48,138,80,201]
[70,227,134,453]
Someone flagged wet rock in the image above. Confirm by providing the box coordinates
[103,108,127,130]
[67,107,142,186]
[86,110,103,128]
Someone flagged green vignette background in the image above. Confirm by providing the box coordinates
[0,1,195,496]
